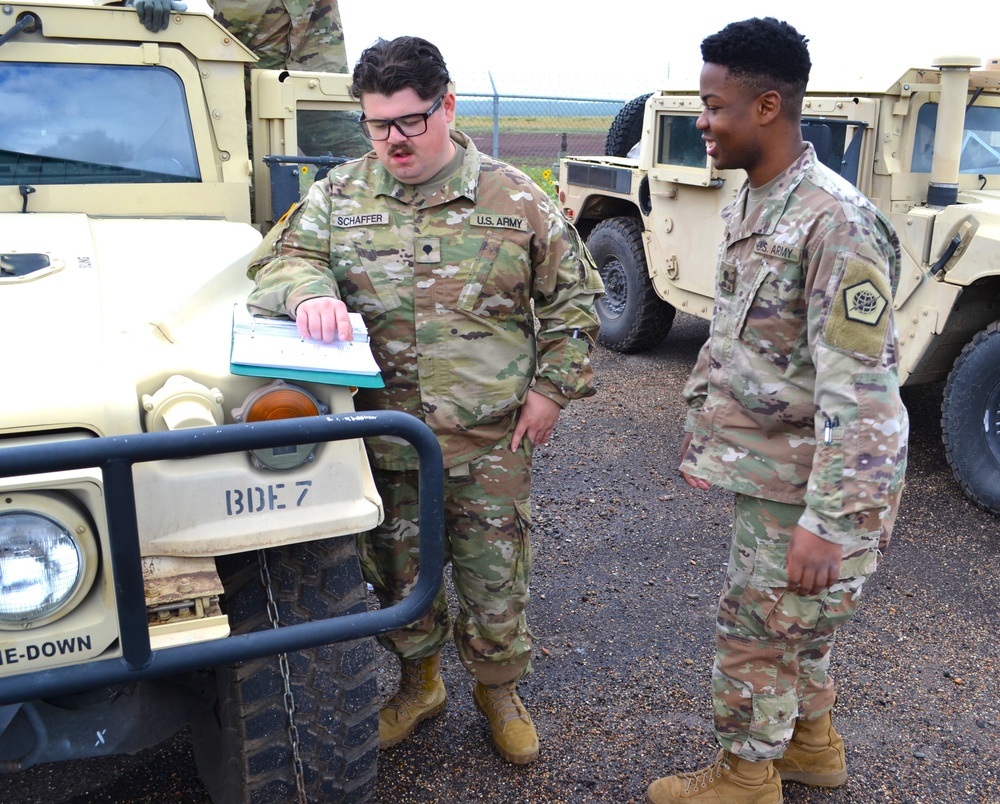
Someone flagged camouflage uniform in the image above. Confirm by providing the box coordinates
[210,0,368,158]
[248,131,603,684]
[209,0,347,72]
[681,144,908,761]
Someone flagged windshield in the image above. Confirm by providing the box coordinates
[0,62,200,185]
[912,102,1000,174]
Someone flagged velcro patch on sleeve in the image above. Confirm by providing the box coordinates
[823,254,892,359]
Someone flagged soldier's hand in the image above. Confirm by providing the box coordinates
[786,526,842,596]
[511,390,561,452]
[295,297,353,343]
[680,432,711,490]
[129,0,186,32]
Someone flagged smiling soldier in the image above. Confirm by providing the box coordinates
[646,17,908,804]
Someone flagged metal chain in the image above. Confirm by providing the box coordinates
[257,549,308,804]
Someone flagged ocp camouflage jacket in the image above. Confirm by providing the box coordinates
[248,131,603,470]
[682,144,908,545]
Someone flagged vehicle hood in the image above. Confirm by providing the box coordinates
[2,213,263,436]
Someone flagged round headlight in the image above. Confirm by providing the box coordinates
[0,493,98,628]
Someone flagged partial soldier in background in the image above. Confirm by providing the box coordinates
[246,35,602,766]
[131,0,346,69]
[209,0,347,72]
[130,0,368,157]
[645,17,908,804]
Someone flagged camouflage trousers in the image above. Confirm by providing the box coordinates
[210,1,359,165]
[358,440,533,687]
[209,0,348,72]
[714,492,899,761]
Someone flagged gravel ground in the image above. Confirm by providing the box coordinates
[4,312,999,803]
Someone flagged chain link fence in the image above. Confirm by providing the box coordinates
[455,93,627,198]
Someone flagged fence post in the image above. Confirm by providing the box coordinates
[488,71,500,158]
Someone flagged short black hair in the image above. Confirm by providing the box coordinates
[701,18,811,116]
[349,36,450,101]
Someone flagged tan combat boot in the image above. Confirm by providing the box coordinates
[473,681,539,765]
[773,712,847,787]
[645,750,782,803]
[378,653,447,749]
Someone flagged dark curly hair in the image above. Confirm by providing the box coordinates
[349,36,451,102]
[701,18,811,116]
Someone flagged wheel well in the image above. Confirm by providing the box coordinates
[574,198,644,240]
[902,276,1000,384]
[943,276,1000,368]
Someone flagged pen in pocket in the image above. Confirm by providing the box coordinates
[823,416,839,446]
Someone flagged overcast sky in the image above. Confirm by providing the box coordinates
[339,1,999,99]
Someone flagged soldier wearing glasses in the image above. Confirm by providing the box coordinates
[247,36,603,765]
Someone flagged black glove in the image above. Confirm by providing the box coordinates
[129,0,187,32]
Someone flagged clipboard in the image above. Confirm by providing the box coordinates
[230,305,385,389]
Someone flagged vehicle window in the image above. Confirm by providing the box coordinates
[801,122,844,172]
[0,63,200,185]
[912,102,1000,174]
[655,115,705,168]
[296,109,371,159]
[800,118,868,188]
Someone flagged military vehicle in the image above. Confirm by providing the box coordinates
[0,3,443,801]
[558,56,1000,517]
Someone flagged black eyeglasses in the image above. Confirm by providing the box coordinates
[359,95,445,141]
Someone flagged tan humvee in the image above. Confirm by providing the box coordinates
[0,3,439,801]
[559,56,1000,517]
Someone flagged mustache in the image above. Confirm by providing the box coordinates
[388,143,413,157]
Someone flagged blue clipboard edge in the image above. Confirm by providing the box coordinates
[230,362,385,389]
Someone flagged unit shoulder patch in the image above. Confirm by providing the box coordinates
[842,279,888,326]
[823,254,892,359]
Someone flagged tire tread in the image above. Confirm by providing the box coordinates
[605,94,652,158]
[192,538,378,803]
[941,320,1000,515]
[588,216,675,353]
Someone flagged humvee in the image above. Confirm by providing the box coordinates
[0,2,443,801]
[558,56,1000,517]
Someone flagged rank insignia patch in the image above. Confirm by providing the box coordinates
[719,261,736,294]
[415,237,441,263]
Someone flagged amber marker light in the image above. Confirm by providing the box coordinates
[232,380,328,470]
[240,386,320,421]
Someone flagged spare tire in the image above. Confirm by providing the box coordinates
[606,93,652,157]
[587,216,674,353]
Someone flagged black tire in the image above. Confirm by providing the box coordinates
[191,538,379,804]
[606,93,652,157]
[588,216,675,353]
[941,321,1000,516]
